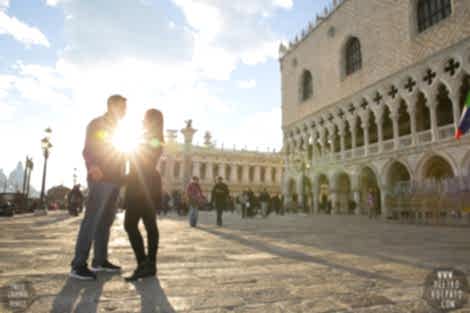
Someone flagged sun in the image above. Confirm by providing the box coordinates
[112,118,142,153]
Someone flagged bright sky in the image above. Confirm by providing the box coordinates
[0,0,330,189]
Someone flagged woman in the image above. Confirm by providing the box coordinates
[124,109,164,281]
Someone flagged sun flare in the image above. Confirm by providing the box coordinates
[112,118,142,153]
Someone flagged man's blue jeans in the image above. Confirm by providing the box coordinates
[71,181,120,269]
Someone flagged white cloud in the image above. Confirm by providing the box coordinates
[173,0,290,79]
[0,11,50,47]
[0,0,288,187]
[237,79,257,89]
[0,0,9,10]
[218,107,282,151]
[45,0,63,6]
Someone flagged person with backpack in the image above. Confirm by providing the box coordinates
[186,176,205,227]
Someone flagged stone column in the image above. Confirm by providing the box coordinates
[450,90,461,132]
[254,165,261,185]
[408,104,417,145]
[181,124,197,188]
[362,117,369,156]
[230,164,237,183]
[207,162,214,183]
[428,98,439,141]
[391,108,399,150]
[353,190,361,215]
[192,161,200,178]
[338,122,345,159]
[330,190,339,215]
[296,175,303,208]
[375,109,384,152]
[348,118,357,150]
[312,181,319,214]
[242,165,250,183]
[310,130,318,162]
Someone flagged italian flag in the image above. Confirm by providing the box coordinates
[455,91,470,140]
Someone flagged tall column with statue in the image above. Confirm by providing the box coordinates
[181,120,197,189]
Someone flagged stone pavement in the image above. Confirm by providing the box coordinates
[1,211,470,313]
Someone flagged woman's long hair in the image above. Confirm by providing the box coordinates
[144,109,164,143]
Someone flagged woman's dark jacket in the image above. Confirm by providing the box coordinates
[125,135,163,210]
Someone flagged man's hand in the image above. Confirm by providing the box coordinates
[89,165,104,182]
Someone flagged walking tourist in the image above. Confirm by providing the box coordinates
[271,193,281,216]
[124,109,164,282]
[211,176,230,226]
[367,188,377,219]
[259,189,270,217]
[67,184,84,216]
[187,176,204,227]
[70,94,127,281]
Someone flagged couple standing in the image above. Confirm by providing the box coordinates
[70,95,164,282]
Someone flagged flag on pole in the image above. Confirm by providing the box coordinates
[455,91,470,139]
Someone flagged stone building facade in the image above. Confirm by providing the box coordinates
[158,128,283,199]
[280,0,470,216]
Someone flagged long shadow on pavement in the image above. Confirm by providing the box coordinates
[132,277,176,313]
[50,274,176,313]
[50,273,114,313]
[199,226,402,285]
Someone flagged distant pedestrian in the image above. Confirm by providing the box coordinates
[271,193,281,215]
[162,191,170,216]
[367,189,378,219]
[259,189,270,217]
[186,177,204,227]
[211,177,230,226]
[67,184,84,216]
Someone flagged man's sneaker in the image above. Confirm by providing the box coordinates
[69,266,97,281]
[91,260,121,273]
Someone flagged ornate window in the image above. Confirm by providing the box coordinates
[345,37,362,76]
[300,70,313,101]
[417,0,451,33]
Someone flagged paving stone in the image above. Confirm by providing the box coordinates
[1,212,470,312]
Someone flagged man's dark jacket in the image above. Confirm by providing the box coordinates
[211,182,230,209]
[82,113,125,185]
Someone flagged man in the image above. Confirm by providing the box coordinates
[67,184,84,216]
[187,176,204,227]
[270,193,281,216]
[70,95,127,280]
[259,188,270,217]
[211,177,230,226]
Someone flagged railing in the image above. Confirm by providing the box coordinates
[383,140,394,152]
[386,177,470,226]
[354,147,365,157]
[399,135,412,148]
[368,143,379,155]
[417,130,432,144]
[309,126,457,165]
[438,124,455,140]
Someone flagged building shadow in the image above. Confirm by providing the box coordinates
[132,277,176,313]
[49,273,114,313]
[199,226,402,284]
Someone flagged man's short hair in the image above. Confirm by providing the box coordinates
[107,94,127,108]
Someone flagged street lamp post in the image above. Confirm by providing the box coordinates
[39,128,53,213]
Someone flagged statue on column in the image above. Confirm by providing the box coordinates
[181,121,197,188]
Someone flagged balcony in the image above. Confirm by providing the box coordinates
[439,124,455,140]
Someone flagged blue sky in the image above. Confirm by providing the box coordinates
[0,0,330,188]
